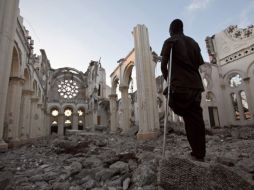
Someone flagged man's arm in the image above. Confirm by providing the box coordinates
[160,40,172,81]
[197,44,205,66]
[161,55,169,80]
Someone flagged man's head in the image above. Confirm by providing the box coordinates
[169,19,183,36]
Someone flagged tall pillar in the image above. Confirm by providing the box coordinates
[0,0,20,150]
[109,94,118,133]
[37,103,43,137]
[5,77,24,142]
[29,97,39,138]
[58,113,64,135]
[20,90,33,139]
[133,25,160,140]
[40,106,47,136]
[72,113,79,130]
[44,113,50,135]
[92,110,98,128]
[243,78,254,122]
[119,86,130,133]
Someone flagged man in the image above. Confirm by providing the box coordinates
[160,19,206,161]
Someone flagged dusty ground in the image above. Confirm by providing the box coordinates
[0,126,254,190]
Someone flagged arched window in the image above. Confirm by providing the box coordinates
[230,93,240,120]
[78,108,85,130]
[239,91,251,120]
[206,92,213,102]
[229,73,242,88]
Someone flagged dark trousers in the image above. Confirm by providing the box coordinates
[169,88,206,158]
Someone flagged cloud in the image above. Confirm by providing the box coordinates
[186,0,213,12]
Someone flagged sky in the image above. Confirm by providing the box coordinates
[19,0,254,86]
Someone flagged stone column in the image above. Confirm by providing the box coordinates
[0,0,19,150]
[5,77,24,142]
[58,113,64,135]
[92,110,98,127]
[119,86,130,133]
[29,97,39,138]
[40,106,47,136]
[243,78,254,121]
[236,93,244,122]
[37,103,43,137]
[20,89,33,140]
[72,113,79,130]
[92,99,98,128]
[133,25,160,140]
[109,94,118,133]
[44,113,50,136]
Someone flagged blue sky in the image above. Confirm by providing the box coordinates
[20,0,254,85]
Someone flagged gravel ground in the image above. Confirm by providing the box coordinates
[0,126,254,190]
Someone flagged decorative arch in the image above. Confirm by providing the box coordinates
[50,67,86,85]
[223,69,247,81]
[110,49,135,93]
[77,105,86,111]
[61,103,77,113]
[47,104,61,114]
[111,76,120,94]
[223,70,247,88]
[10,46,21,77]
[122,61,134,86]
[32,80,38,96]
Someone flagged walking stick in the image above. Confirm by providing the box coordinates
[162,47,173,158]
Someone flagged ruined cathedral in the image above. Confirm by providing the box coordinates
[0,1,110,150]
[1,0,254,152]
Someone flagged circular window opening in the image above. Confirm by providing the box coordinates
[78,110,83,116]
[51,109,59,117]
[64,108,72,117]
[58,80,79,99]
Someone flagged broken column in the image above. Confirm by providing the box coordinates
[5,77,24,141]
[0,0,19,150]
[58,113,64,135]
[119,85,130,133]
[109,94,118,132]
[72,113,79,130]
[133,25,160,140]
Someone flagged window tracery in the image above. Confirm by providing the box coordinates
[58,80,79,99]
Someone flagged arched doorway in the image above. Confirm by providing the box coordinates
[50,108,59,134]
[64,107,73,135]
[77,108,85,130]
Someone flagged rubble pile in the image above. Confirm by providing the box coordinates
[0,126,254,190]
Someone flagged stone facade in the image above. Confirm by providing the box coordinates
[47,61,109,135]
[201,25,254,128]
[0,1,109,150]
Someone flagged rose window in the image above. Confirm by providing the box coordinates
[58,80,79,99]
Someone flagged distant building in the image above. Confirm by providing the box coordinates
[201,25,254,127]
